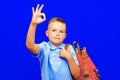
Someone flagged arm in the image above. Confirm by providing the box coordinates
[26,4,46,54]
[66,53,80,79]
[60,47,80,79]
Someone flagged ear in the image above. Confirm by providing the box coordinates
[46,30,49,37]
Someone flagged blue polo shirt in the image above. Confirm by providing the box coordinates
[36,41,79,80]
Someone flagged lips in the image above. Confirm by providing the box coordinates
[54,37,60,39]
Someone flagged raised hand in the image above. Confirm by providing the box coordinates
[31,4,46,24]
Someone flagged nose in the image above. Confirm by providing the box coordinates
[56,31,60,36]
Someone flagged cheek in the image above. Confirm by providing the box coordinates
[63,33,66,38]
[61,34,66,39]
[49,32,55,36]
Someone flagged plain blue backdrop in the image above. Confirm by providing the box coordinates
[0,0,120,80]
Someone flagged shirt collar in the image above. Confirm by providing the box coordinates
[48,42,65,50]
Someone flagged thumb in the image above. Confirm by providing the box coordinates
[40,13,46,21]
[67,48,70,52]
[42,13,46,21]
[65,44,69,50]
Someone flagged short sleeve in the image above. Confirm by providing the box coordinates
[69,45,79,65]
[34,41,47,58]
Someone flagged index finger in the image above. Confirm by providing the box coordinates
[39,4,44,12]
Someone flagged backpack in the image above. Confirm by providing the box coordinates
[66,41,100,80]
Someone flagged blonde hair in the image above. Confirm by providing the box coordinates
[48,17,66,25]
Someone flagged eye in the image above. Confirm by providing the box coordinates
[60,30,65,33]
[52,29,56,32]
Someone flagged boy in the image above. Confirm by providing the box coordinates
[26,4,80,80]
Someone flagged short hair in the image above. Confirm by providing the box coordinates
[48,17,66,25]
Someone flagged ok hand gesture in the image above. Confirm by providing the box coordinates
[31,4,46,24]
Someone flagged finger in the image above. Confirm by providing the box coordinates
[36,4,40,12]
[32,7,34,14]
[41,13,46,21]
[60,48,65,51]
[59,50,62,54]
[65,44,68,50]
[60,49,64,54]
[39,4,44,12]
[67,48,70,52]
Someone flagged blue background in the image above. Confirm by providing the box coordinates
[0,0,120,80]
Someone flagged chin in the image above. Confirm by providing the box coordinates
[54,42,61,45]
[52,42,62,46]
[50,39,63,45]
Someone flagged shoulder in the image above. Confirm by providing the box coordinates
[38,41,48,47]
[35,41,49,57]
[68,44,74,49]
[68,44,76,54]
[37,41,50,52]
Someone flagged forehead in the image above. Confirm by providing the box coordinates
[48,21,66,30]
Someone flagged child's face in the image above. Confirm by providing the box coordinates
[46,21,66,46]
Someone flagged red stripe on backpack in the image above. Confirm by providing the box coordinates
[72,41,100,80]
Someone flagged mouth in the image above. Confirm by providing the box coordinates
[54,37,60,39]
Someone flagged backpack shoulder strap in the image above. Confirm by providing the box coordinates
[72,41,89,78]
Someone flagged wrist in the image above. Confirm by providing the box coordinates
[30,21,38,28]
[31,21,37,25]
